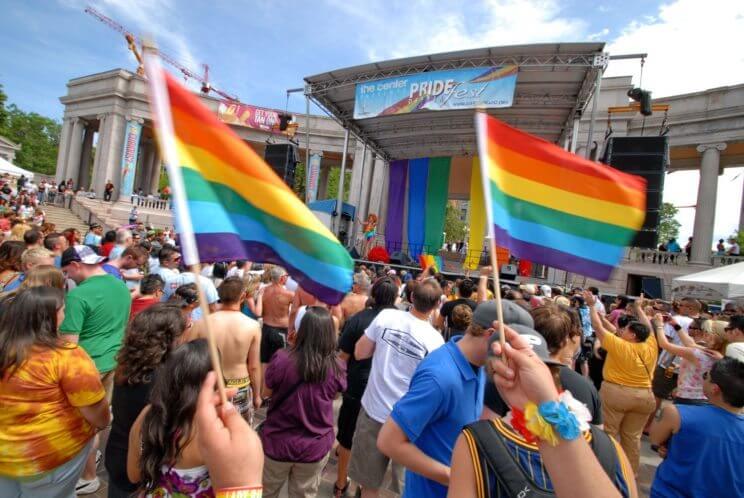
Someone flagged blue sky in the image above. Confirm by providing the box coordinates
[1,0,743,241]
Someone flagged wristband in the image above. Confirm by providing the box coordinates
[216,486,263,498]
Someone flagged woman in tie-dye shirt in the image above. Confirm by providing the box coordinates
[0,287,111,497]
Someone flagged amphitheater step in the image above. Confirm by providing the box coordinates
[43,204,91,235]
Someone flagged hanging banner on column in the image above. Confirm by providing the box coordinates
[306,153,322,203]
[119,120,143,197]
[353,65,517,119]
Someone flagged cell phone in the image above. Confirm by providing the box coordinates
[662,314,671,322]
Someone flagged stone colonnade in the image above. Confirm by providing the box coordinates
[689,143,728,264]
[55,114,162,201]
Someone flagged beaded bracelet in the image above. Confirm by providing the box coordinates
[215,486,263,498]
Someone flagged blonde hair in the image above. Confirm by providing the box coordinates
[702,320,728,353]
[9,224,31,241]
[243,274,261,297]
[21,265,65,290]
[21,247,54,269]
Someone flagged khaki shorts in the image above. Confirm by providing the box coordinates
[348,408,404,493]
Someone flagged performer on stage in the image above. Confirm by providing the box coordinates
[361,213,378,258]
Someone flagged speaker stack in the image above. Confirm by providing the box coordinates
[603,137,668,249]
[264,144,298,189]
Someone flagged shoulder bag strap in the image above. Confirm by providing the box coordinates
[467,421,554,498]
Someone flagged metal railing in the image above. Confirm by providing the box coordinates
[626,247,743,267]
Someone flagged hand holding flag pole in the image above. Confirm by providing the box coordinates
[143,42,228,405]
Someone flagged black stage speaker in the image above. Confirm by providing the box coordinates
[264,144,298,188]
[604,137,668,249]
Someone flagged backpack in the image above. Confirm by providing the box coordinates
[464,419,620,498]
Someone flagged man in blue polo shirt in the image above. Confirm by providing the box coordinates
[378,300,530,497]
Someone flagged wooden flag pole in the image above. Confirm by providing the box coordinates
[143,44,227,405]
[192,263,228,406]
[487,238,507,352]
[474,109,506,354]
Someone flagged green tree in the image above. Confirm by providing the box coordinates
[444,202,466,243]
[658,202,681,244]
[1,104,61,174]
[293,162,306,199]
[326,166,351,201]
[0,84,8,130]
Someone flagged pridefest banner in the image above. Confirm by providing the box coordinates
[119,120,143,197]
[353,66,517,119]
[218,102,285,133]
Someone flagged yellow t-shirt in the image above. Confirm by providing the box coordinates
[602,332,658,388]
[0,343,106,477]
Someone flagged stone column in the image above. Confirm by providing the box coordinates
[348,141,367,242]
[92,114,110,196]
[317,165,331,199]
[359,149,375,218]
[78,125,95,190]
[367,155,387,223]
[378,159,390,237]
[136,141,153,193]
[65,118,85,188]
[739,178,744,235]
[55,118,73,184]
[148,152,162,195]
[104,113,127,201]
[689,143,727,265]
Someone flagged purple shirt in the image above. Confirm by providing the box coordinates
[260,349,346,463]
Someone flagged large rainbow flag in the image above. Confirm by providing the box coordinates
[474,113,646,281]
[144,55,353,304]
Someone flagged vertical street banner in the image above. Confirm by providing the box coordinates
[119,120,143,196]
[306,153,322,203]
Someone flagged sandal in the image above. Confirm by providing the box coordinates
[333,477,350,498]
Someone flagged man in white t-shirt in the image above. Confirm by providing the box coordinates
[349,278,444,498]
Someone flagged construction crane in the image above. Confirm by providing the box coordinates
[84,5,240,102]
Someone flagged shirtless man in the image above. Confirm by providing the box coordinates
[332,271,371,328]
[185,277,261,424]
[260,266,294,372]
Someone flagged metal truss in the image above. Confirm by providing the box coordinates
[306,52,603,95]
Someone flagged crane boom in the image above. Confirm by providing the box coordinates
[84,5,239,102]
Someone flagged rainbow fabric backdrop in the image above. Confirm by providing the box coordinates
[475,113,647,281]
[152,69,353,304]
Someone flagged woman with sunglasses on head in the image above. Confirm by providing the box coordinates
[260,306,346,498]
[651,315,728,406]
[105,304,187,498]
[0,287,110,497]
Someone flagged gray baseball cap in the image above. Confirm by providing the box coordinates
[473,299,534,329]
[487,323,561,366]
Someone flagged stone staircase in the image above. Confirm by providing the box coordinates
[43,204,91,234]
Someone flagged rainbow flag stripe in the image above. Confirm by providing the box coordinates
[162,71,353,304]
[475,113,646,281]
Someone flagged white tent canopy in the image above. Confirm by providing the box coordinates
[672,262,744,300]
[0,157,35,179]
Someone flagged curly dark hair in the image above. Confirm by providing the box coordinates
[139,339,212,494]
[114,303,186,386]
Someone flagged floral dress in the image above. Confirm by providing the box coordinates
[147,465,213,498]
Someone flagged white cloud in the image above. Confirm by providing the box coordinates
[605,0,744,97]
[324,0,587,61]
[588,28,609,41]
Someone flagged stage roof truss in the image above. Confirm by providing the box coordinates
[305,43,607,161]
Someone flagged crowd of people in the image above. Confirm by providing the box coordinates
[0,198,742,497]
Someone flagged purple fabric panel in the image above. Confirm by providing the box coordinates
[492,225,614,281]
[385,160,408,253]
